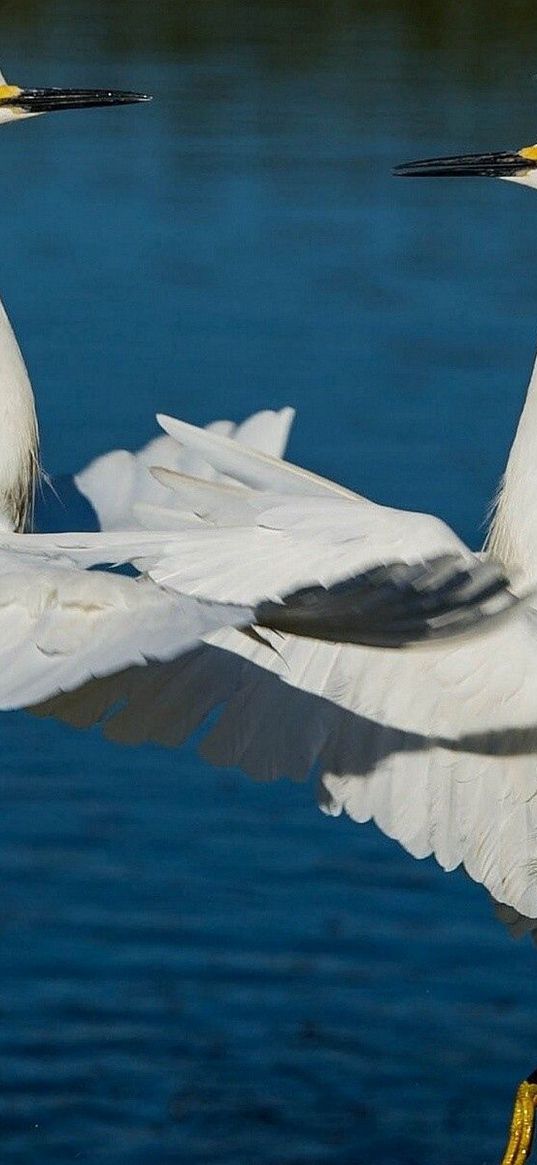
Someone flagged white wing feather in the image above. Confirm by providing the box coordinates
[75,408,295,530]
[156,413,359,498]
[140,501,472,605]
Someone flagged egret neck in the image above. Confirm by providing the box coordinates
[0,298,38,532]
[0,66,151,528]
[483,353,537,587]
[394,140,537,587]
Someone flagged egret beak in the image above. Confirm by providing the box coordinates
[0,85,151,114]
[394,149,537,178]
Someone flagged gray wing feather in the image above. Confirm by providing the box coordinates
[254,554,522,647]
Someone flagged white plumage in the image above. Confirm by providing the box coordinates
[0,96,536,929]
[0,297,39,531]
[75,407,296,531]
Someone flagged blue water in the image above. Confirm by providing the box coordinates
[2,2,537,1160]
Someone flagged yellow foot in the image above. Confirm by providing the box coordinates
[501,1077,537,1164]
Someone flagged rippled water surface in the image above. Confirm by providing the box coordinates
[2,2,537,1161]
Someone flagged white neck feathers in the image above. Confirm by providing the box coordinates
[0,299,39,531]
[486,350,537,585]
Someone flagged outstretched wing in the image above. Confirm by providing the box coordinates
[12,416,537,921]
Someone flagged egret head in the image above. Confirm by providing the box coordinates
[0,67,150,126]
[394,144,537,188]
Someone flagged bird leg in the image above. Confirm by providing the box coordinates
[500,1074,537,1164]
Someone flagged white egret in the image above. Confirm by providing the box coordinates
[0,96,534,1159]
[17,139,537,1165]
[0,98,529,919]
[0,110,535,906]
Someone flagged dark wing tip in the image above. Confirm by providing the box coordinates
[255,555,519,648]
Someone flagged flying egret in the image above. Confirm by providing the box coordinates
[0,87,533,1157]
[6,143,535,1165]
[14,137,537,1165]
[0,67,534,1159]
[0,89,531,929]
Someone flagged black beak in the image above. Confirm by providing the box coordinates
[393,152,537,178]
[2,88,152,113]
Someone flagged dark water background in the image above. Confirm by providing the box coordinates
[2,1,537,1160]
